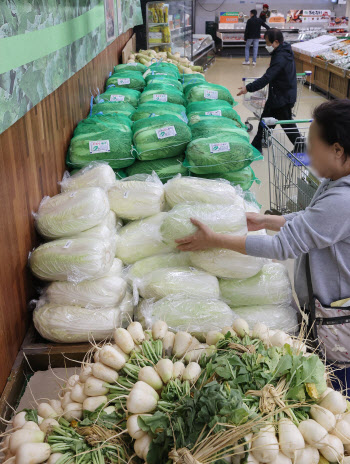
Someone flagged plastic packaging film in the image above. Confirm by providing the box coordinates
[127,252,191,281]
[106,71,146,92]
[189,117,250,142]
[232,304,298,334]
[185,83,235,105]
[60,163,117,192]
[186,100,246,128]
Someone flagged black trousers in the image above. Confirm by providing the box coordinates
[252,102,301,152]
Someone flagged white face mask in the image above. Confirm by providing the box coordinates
[265,45,274,54]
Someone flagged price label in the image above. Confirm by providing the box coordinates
[63,240,73,249]
[110,94,125,102]
[117,78,131,85]
[205,110,222,116]
[153,94,168,102]
[204,90,219,100]
[127,63,138,66]
[89,140,111,154]
[156,126,177,139]
[209,142,230,153]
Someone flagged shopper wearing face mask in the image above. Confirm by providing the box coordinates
[238,28,300,153]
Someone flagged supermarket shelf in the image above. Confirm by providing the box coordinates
[149,22,169,26]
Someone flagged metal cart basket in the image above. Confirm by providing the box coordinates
[242,72,312,132]
[263,118,320,215]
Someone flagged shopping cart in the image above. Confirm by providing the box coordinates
[263,118,320,215]
[242,72,312,132]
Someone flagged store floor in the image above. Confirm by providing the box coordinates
[206,56,327,294]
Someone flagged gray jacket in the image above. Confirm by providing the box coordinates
[245,175,350,307]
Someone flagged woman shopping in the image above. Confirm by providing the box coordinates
[177,99,350,391]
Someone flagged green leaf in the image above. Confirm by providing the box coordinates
[138,411,169,434]
[23,409,38,424]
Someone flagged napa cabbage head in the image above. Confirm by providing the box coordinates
[232,304,298,333]
[128,252,191,280]
[60,163,117,192]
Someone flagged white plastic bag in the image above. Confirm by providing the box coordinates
[60,162,117,192]
[231,304,298,333]
[35,187,110,239]
[128,252,191,280]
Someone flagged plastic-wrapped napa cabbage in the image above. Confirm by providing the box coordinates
[147,62,180,79]
[184,134,263,175]
[45,259,126,308]
[190,249,268,279]
[67,114,134,170]
[137,295,235,341]
[181,74,206,85]
[29,237,115,282]
[60,163,116,192]
[128,252,191,280]
[90,101,136,118]
[35,188,110,239]
[125,157,189,183]
[133,115,192,161]
[201,166,260,191]
[95,87,141,108]
[232,304,298,333]
[108,174,165,220]
[186,101,246,128]
[115,213,172,264]
[186,83,235,105]
[106,71,146,92]
[189,116,250,142]
[160,202,247,247]
[114,62,148,74]
[136,266,220,300]
[132,102,187,122]
[219,263,293,307]
[145,75,183,92]
[139,85,186,107]
[164,176,238,207]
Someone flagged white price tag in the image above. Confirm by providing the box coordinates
[205,110,222,116]
[110,94,125,102]
[156,126,177,139]
[89,140,111,154]
[204,90,219,100]
[127,63,138,66]
[123,191,129,199]
[209,142,230,154]
[63,240,73,249]
[153,94,168,102]
[117,78,131,85]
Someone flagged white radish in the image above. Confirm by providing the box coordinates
[83,396,108,412]
[333,419,350,444]
[9,430,45,454]
[251,425,279,463]
[22,421,41,431]
[278,418,305,458]
[127,381,159,414]
[79,365,92,383]
[206,331,224,346]
[252,323,268,340]
[94,350,100,363]
[114,328,134,354]
[49,399,63,416]
[127,414,150,439]
[127,322,145,345]
[61,392,72,410]
[222,326,236,336]
[319,387,333,401]
[152,321,168,340]
[298,419,329,448]
[63,402,83,421]
[293,445,319,464]
[156,359,174,384]
[184,344,208,363]
[173,361,185,380]
[310,405,336,432]
[246,454,259,464]
[15,442,51,464]
[92,362,119,383]
[270,330,292,347]
[39,418,59,433]
[84,376,109,397]
[103,406,115,415]
[162,332,175,357]
[112,344,130,362]
[70,383,88,404]
[99,345,126,370]
[12,411,27,429]
[182,362,201,383]
[173,332,192,358]
[138,366,163,391]
[269,452,292,464]
[319,390,347,414]
[134,433,152,460]
[293,340,307,354]
[67,374,80,388]
[37,403,57,419]
[47,453,64,464]
[320,433,344,461]
[232,319,249,338]
[232,441,245,464]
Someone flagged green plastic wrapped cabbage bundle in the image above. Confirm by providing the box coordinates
[186,83,235,105]
[96,87,141,108]
[181,73,206,84]
[126,157,188,182]
[200,166,260,191]
[184,134,263,175]
[132,101,187,122]
[106,71,146,92]
[189,116,250,141]
[136,294,234,341]
[67,114,134,170]
[114,62,148,74]
[133,115,192,161]
[91,101,136,118]
[147,62,180,79]
[161,202,247,246]
[140,84,186,107]
[145,74,183,92]
[187,100,246,128]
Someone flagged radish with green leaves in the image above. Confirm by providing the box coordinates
[15,442,51,464]
[127,381,159,414]
[162,332,175,357]
[173,332,192,358]
[152,321,168,340]
[156,359,173,384]
[114,328,135,354]
[319,390,347,414]
[138,366,163,390]
[127,322,145,345]
[172,361,185,380]
[92,362,119,383]
[251,425,279,463]
[232,319,249,338]
[127,414,150,439]
[319,434,344,461]
[310,405,336,432]
[278,418,305,458]
[298,419,329,448]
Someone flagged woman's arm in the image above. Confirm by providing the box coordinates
[246,212,286,232]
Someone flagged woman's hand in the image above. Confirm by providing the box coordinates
[246,212,266,231]
[237,86,248,96]
[176,218,218,251]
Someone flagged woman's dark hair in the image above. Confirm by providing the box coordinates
[264,28,284,44]
[250,9,257,15]
[313,99,350,158]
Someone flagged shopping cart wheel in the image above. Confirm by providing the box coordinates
[245,122,253,132]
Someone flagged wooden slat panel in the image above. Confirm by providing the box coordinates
[0,29,133,395]
[314,66,330,93]
[329,73,349,99]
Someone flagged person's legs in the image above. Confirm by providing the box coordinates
[244,39,252,63]
[274,105,302,147]
[252,39,259,63]
[252,102,272,152]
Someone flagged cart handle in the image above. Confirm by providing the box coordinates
[297,71,312,76]
[262,118,313,127]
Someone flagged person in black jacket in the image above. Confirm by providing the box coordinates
[243,9,270,66]
[238,28,300,152]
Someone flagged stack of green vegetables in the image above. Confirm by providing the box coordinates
[4,318,350,464]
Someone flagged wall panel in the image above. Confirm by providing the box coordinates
[0,29,133,394]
